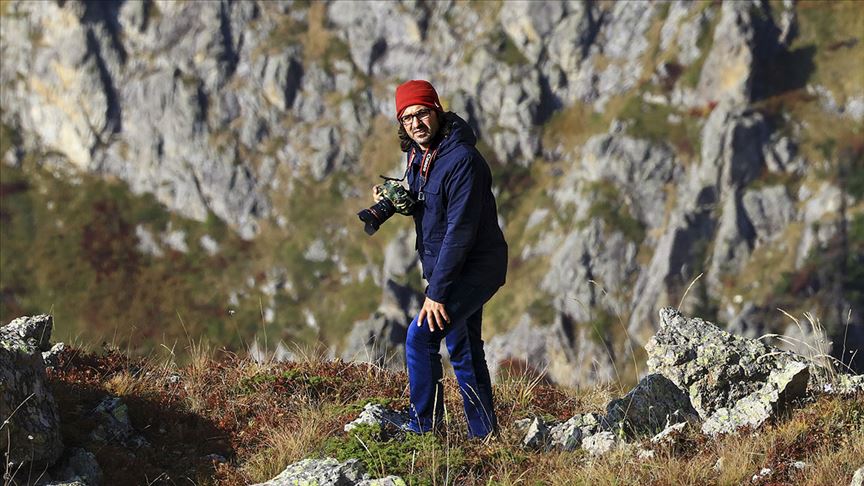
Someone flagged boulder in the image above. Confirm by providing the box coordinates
[252,457,405,486]
[0,315,64,468]
[604,373,699,437]
[646,308,810,420]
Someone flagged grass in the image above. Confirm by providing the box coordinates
[22,339,863,486]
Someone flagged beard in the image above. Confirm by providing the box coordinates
[411,125,433,145]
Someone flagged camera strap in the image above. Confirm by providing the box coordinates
[393,146,439,201]
[416,147,439,201]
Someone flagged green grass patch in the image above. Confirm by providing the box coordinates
[238,369,335,396]
[322,423,464,485]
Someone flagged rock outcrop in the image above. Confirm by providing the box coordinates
[0,315,64,468]
[646,308,809,421]
[513,308,857,452]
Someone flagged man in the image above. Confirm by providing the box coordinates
[379,80,508,438]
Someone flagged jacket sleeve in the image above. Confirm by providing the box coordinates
[425,155,485,303]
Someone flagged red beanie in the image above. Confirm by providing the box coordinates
[395,80,442,119]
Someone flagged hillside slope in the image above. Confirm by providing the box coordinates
[1,0,862,379]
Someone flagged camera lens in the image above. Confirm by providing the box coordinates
[358,198,396,235]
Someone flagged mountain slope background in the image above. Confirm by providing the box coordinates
[1,0,862,382]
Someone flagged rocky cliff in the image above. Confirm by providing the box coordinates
[1,0,862,381]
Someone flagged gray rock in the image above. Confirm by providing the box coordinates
[650,421,689,445]
[255,458,405,486]
[484,313,616,387]
[637,448,655,460]
[90,397,149,449]
[544,2,597,80]
[847,97,864,123]
[582,431,618,457]
[199,234,220,256]
[161,226,189,254]
[763,135,803,175]
[251,458,367,486]
[604,373,699,437]
[304,239,330,263]
[500,1,565,65]
[521,417,551,450]
[343,231,421,370]
[0,315,64,468]
[587,2,658,111]
[742,185,795,244]
[796,182,844,268]
[344,403,411,435]
[356,477,406,486]
[549,413,602,451]
[827,374,864,395]
[852,465,864,486]
[696,1,777,107]
[42,342,66,368]
[646,308,810,419]
[701,360,809,435]
[2,314,54,352]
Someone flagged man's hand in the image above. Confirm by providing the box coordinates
[372,185,384,202]
[418,296,450,332]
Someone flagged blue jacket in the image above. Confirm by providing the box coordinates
[406,113,508,303]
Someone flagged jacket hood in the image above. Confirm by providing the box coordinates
[435,112,477,157]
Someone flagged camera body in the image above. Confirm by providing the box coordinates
[357,180,416,235]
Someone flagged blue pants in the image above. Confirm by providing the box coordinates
[405,280,499,438]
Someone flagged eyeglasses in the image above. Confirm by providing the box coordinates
[399,108,433,126]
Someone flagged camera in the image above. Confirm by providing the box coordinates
[357,180,416,235]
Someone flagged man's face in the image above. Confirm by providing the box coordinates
[400,104,439,149]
